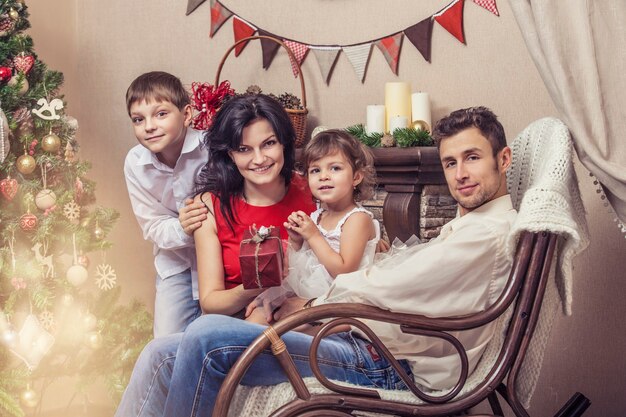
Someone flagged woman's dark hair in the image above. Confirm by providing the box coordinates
[196,94,296,230]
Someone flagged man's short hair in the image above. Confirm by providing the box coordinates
[125,71,190,115]
[432,107,506,155]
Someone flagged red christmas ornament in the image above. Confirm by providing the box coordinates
[0,176,18,201]
[19,212,38,231]
[13,54,34,74]
[77,254,90,268]
[0,66,12,82]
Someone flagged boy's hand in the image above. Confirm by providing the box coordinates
[179,198,208,236]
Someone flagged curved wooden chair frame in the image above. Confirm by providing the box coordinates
[213,231,589,416]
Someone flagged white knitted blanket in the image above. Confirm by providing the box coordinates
[505,117,589,407]
[227,118,589,415]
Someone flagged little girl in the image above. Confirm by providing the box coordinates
[246,129,380,324]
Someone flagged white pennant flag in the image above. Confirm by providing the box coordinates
[312,48,341,85]
[343,43,372,83]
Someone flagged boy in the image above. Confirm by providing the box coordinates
[124,71,209,337]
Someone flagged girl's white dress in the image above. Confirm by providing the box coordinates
[255,205,380,308]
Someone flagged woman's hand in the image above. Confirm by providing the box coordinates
[179,198,208,236]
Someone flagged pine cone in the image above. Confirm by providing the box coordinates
[245,85,262,95]
[381,134,396,147]
[13,106,34,138]
[278,93,302,110]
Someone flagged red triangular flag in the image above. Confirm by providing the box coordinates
[259,30,281,69]
[233,17,256,56]
[375,33,403,75]
[209,0,232,37]
[434,0,466,44]
[283,40,310,78]
[472,0,499,16]
[404,17,434,62]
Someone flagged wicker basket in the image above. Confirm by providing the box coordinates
[215,35,309,148]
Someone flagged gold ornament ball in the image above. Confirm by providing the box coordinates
[412,120,430,132]
[20,387,38,409]
[41,133,62,153]
[93,225,105,240]
[82,313,97,331]
[35,189,57,210]
[85,331,103,349]
[8,75,28,95]
[66,264,88,286]
[60,293,74,307]
[16,153,36,175]
[9,8,19,19]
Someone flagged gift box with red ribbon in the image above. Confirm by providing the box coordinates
[239,226,283,289]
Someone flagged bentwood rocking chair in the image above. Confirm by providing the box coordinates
[213,118,591,417]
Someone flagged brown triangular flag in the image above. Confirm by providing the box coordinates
[186,0,207,15]
[404,17,434,62]
[259,30,281,69]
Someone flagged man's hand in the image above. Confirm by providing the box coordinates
[272,296,308,321]
[179,198,208,236]
[245,295,275,323]
[376,238,390,253]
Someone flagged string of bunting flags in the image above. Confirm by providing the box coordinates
[186,0,499,83]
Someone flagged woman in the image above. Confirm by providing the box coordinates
[115,94,316,417]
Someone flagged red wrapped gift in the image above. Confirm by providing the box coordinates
[239,225,284,289]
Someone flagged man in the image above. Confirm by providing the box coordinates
[115,107,516,417]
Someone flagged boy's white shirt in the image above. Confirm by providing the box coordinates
[124,127,207,299]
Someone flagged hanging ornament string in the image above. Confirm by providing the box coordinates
[0,104,6,161]
[8,231,16,272]
[72,232,78,265]
[40,161,47,190]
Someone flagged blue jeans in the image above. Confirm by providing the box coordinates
[115,315,412,417]
[154,269,201,338]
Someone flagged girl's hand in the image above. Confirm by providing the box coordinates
[286,211,319,242]
[283,211,305,248]
[179,198,208,236]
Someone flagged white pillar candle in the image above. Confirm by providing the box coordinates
[384,82,411,133]
[411,92,432,131]
[366,105,385,134]
[389,115,408,133]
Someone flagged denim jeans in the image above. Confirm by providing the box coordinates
[154,269,202,338]
[116,314,412,417]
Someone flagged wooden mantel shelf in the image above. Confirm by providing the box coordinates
[371,147,446,242]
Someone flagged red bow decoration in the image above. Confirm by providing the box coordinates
[191,80,235,130]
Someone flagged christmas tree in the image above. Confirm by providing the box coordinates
[0,1,151,415]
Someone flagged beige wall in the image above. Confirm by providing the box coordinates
[27,0,626,415]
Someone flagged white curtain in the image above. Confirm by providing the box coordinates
[509,0,626,228]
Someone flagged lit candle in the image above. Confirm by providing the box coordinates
[389,115,408,133]
[366,105,385,134]
[411,92,431,131]
[384,82,411,133]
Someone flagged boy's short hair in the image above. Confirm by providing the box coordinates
[125,71,190,115]
[432,106,506,156]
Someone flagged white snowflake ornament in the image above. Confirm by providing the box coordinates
[95,263,117,291]
[39,310,54,331]
[63,200,80,222]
